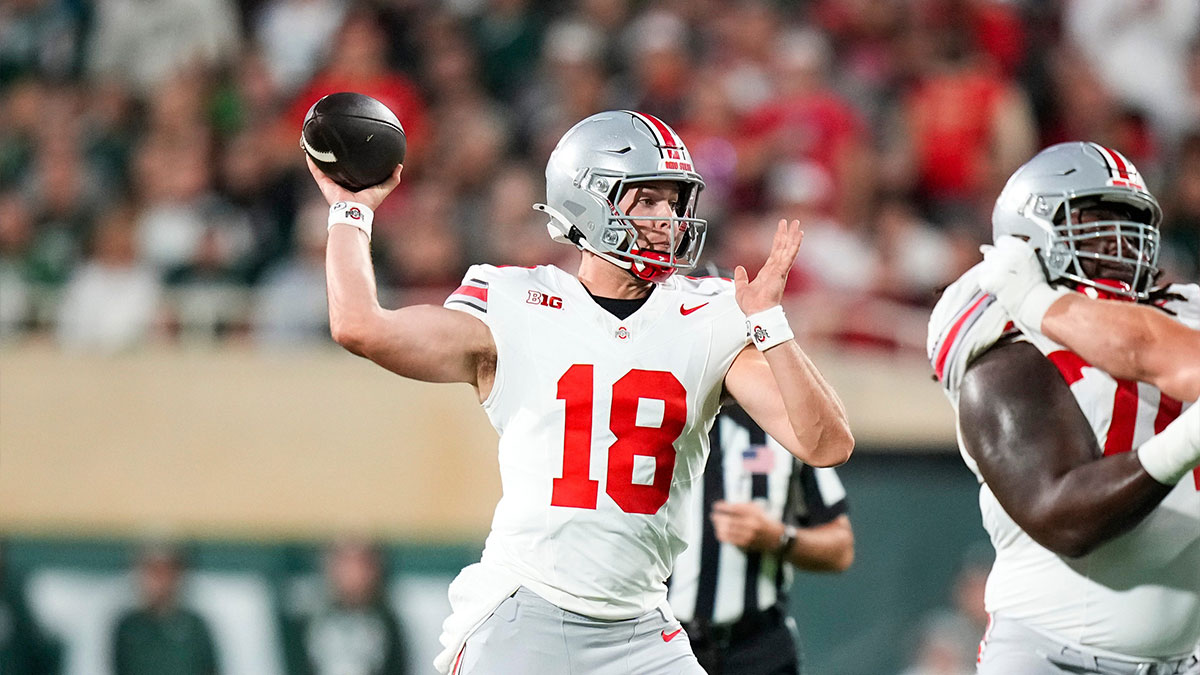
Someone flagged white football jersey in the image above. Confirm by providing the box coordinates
[928,274,1200,658]
[444,264,750,620]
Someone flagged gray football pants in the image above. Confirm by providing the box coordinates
[978,614,1200,675]
[455,587,706,675]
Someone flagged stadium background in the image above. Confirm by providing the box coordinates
[0,0,1197,673]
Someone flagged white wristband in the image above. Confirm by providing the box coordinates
[328,201,373,241]
[1012,284,1069,334]
[746,305,794,351]
[1137,402,1200,485]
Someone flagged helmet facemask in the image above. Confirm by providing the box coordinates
[992,142,1163,302]
[599,174,707,283]
[1035,192,1161,301]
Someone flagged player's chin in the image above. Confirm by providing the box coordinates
[637,242,669,255]
[1082,261,1136,285]
[1098,269,1137,286]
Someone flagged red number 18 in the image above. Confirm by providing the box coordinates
[551,365,687,515]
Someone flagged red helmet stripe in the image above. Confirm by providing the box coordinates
[1088,142,1128,179]
[1102,144,1131,179]
[1087,142,1146,190]
[631,111,679,148]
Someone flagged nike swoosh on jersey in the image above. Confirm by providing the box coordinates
[679,303,709,316]
[661,628,683,642]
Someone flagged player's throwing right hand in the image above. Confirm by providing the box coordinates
[306,154,403,211]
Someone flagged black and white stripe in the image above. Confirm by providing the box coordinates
[1087,142,1146,190]
[444,277,489,317]
[668,406,848,625]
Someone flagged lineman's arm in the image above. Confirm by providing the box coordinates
[1041,294,1200,402]
[957,340,1173,557]
[310,158,496,396]
[978,235,1200,401]
[724,220,854,468]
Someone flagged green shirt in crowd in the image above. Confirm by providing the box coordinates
[112,607,218,675]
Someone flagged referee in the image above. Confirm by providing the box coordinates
[668,404,854,675]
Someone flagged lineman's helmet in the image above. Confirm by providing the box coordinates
[992,142,1162,300]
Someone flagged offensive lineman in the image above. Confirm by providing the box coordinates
[977,234,1200,402]
[307,110,854,674]
[927,142,1200,674]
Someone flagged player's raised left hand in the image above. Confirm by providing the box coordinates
[734,219,803,315]
[710,500,785,552]
[978,235,1067,331]
[978,235,1046,301]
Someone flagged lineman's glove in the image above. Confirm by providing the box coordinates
[978,235,1068,333]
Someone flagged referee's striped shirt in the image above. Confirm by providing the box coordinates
[668,405,848,625]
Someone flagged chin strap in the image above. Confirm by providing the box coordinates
[1074,279,1136,302]
[629,249,675,283]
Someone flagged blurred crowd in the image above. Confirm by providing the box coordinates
[2,0,1199,353]
[0,537,415,675]
[0,532,992,675]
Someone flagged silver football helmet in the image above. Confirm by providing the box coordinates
[534,110,706,283]
[992,141,1162,300]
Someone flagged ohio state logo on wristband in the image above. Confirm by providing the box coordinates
[332,202,362,219]
[744,305,794,351]
[328,201,374,240]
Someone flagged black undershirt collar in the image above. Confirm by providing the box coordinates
[587,286,653,320]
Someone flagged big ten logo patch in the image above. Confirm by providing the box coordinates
[527,290,563,309]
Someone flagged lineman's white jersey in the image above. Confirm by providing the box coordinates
[928,268,1200,659]
[444,264,750,620]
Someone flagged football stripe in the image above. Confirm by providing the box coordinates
[301,133,337,163]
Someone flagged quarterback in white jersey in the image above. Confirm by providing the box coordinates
[307,110,854,675]
[444,263,747,620]
[928,142,1200,674]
